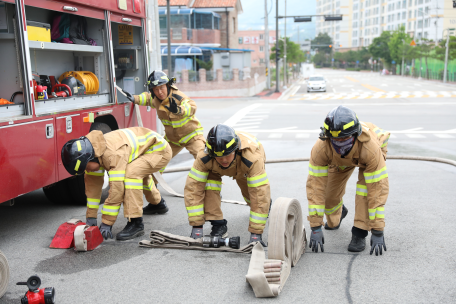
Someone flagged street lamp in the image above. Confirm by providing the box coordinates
[442,28,455,83]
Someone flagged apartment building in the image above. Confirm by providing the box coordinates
[316,0,445,49]
[237,30,277,67]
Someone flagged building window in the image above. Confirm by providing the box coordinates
[398,13,400,20]
[259,34,264,40]
[260,46,264,52]
[260,58,264,64]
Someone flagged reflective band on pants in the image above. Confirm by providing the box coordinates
[325,200,343,214]
[186,204,204,217]
[250,211,268,224]
[309,205,325,216]
[356,184,368,196]
[179,128,204,144]
[101,205,121,216]
[87,198,100,209]
[125,179,143,190]
[143,179,154,191]
[205,180,222,191]
[188,167,209,182]
[109,171,125,182]
[308,164,328,177]
[368,207,385,220]
[85,167,105,176]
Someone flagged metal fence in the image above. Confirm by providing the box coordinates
[206,70,216,81]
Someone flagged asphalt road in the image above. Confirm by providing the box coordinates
[1,69,455,303]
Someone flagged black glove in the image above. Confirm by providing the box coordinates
[370,230,386,256]
[86,218,97,226]
[99,223,113,240]
[249,233,267,247]
[309,226,324,253]
[122,89,134,102]
[164,97,180,114]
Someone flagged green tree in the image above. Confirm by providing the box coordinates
[270,37,305,63]
[414,38,433,77]
[312,52,326,65]
[434,36,456,62]
[388,25,410,64]
[196,59,213,70]
[368,31,392,67]
[311,33,333,54]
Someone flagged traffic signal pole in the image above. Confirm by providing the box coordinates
[275,0,279,92]
[264,0,270,89]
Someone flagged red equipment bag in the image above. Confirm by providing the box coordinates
[50,219,103,251]
[50,219,85,249]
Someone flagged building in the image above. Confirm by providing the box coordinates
[237,30,277,67]
[316,0,445,50]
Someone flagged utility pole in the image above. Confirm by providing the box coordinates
[166,0,171,75]
[264,0,270,89]
[443,28,453,83]
[283,0,287,87]
[401,40,405,76]
[419,8,424,80]
[275,0,279,92]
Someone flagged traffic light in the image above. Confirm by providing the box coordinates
[276,48,281,58]
[329,45,332,48]
[339,44,342,47]
[294,17,312,22]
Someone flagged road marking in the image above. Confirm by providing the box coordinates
[244,115,269,118]
[345,76,360,82]
[268,133,283,138]
[233,122,260,127]
[223,103,263,126]
[361,83,386,92]
[434,134,455,138]
[406,134,426,138]
[296,133,310,138]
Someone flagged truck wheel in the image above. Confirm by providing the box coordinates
[66,122,112,205]
[43,179,73,204]
[0,250,10,298]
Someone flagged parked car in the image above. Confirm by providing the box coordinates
[307,75,326,93]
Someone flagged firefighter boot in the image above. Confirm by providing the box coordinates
[325,205,348,230]
[143,198,169,215]
[210,219,228,238]
[190,226,204,239]
[116,217,145,241]
[347,226,368,252]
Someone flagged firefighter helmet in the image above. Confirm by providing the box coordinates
[147,70,175,97]
[61,137,95,175]
[206,124,240,157]
[323,105,361,138]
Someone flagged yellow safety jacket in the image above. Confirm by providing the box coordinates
[133,85,203,146]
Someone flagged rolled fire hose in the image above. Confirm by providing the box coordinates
[74,225,90,252]
[0,250,9,298]
[139,230,255,253]
[246,197,306,298]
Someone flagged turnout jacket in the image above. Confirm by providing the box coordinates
[85,127,167,219]
[133,85,203,146]
[184,132,271,232]
[306,121,390,230]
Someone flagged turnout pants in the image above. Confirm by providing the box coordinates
[102,147,172,225]
[317,165,383,231]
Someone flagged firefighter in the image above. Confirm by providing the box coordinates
[122,70,205,215]
[307,105,389,256]
[184,124,271,246]
[61,127,172,241]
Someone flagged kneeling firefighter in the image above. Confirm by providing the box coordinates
[121,70,206,215]
[184,124,271,246]
[307,105,389,255]
[61,127,172,241]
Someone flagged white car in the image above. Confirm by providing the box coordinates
[307,75,326,93]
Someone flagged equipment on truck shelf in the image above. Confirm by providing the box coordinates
[50,84,72,98]
[58,71,99,95]
[17,275,55,304]
[60,76,86,96]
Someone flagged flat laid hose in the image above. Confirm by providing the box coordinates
[0,250,9,298]
[246,198,307,297]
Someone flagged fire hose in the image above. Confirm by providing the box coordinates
[0,250,9,298]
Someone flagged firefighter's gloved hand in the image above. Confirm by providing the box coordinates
[164,97,180,114]
[100,223,113,240]
[122,89,134,102]
[370,230,386,256]
[309,226,324,253]
[86,218,97,226]
[190,226,203,239]
[249,233,267,247]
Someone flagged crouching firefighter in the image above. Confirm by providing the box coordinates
[184,124,271,246]
[61,127,172,241]
[307,105,389,256]
[121,70,206,215]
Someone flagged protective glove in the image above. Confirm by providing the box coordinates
[309,226,324,253]
[86,218,97,226]
[370,230,387,256]
[249,233,267,247]
[190,226,203,239]
[122,89,134,102]
[99,223,113,240]
[164,97,180,114]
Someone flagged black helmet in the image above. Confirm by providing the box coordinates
[61,137,95,175]
[322,105,361,138]
[147,70,176,97]
[61,76,86,96]
[206,124,240,157]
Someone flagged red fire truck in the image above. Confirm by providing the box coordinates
[0,0,156,205]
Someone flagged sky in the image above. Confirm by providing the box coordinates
[237,0,317,42]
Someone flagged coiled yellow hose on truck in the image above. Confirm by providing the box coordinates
[59,71,99,95]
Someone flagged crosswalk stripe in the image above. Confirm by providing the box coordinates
[268,133,283,138]
[434,134,455,138]
[406,134,427,138]
[296,134,310,138]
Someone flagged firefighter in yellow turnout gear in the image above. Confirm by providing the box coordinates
[121,70,205,214]
[61,127,172,241]
[307,106,389,256]
[184,124,271,246]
